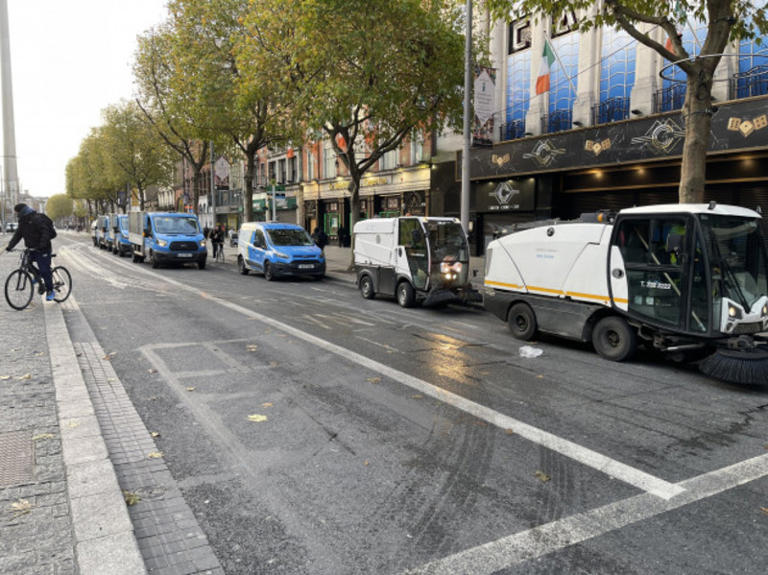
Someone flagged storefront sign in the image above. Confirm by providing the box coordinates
[474,178,535,212]
[465,96,768,179]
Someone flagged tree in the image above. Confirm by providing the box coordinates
[169,0,288,223]
[68,129,122,212]
[45,194,73,222]
[134,24,212,215]
[241,0,467,265]
[486,0,768,203]
[101,100,175,211]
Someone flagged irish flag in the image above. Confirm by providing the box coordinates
[536,39,555,95]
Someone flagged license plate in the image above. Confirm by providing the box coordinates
[177,253,193,258]
[298,264,314,269]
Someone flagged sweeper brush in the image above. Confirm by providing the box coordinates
[698,347,768,385]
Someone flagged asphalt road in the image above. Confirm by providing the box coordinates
[54,232,768,574]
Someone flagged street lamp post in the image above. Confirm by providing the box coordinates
[461,0,472,237]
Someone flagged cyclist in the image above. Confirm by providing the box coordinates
[5,203,56,301]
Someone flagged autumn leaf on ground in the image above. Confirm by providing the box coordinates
[364,460,370,466]
[32,433,55,441]
[534,470,551,482]
[261,402,273,408]
[536,375,544,379]
[186,387,196,392]
[150,432,160,438]
[10,499,32,518]
[147,451,163,459]
[761,507,768,515]
[269,361,279,368]
[0,375,10,380]
[66,420,80,428]
[411,394,424,399]
[123,491,141,506]
[17,373,31,380]
[366,377,381,384]
[103,352,117,360]
[247,344,258,352]
[247,414,268,423]
[147,368,157,374]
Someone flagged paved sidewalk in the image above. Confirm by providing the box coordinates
[1,258,76,574]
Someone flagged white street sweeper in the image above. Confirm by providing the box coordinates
[483,203,768,384]
[354,216,476,307]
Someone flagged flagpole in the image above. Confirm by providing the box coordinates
[547,37,578,96]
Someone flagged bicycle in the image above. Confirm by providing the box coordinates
[4,249,72,310]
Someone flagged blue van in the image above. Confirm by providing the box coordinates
[237,222,325,280]
[128,211,207,269]
[112,214,132,256]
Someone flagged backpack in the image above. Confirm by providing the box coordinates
[40,214,57,239]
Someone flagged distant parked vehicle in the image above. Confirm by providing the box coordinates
[237,222,325,280]
[128,211,207,269]
[5,221,18,233]
[230,232,238,247]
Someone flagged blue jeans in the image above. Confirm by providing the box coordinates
[29,251,53,292]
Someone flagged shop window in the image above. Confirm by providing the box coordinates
[734,35,768,99]
[547,32,579,131]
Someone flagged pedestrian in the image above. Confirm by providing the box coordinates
[337,225,346,247]
[4,203,57,301]
[312,226,328,252]
[210,226,220,258]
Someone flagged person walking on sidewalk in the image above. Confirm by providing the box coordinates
[5,203,57,301]
[312,226,328,252]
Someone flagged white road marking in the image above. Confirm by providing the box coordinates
[355,336,401,353]
[81,259,683,500]
[403,451,768,574]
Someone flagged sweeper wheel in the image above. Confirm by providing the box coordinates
[698,347,768,385]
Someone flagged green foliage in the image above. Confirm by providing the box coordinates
[45,194,73,221]
[101,100,175,208]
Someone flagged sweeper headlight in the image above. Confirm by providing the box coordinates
[728,305,743,320]
[762,303,768,317]
[440,261,462,274]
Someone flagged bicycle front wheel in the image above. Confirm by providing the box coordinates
[51,266,72,303]
[5,269,34,310]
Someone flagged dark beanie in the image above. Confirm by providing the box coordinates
[13,203,27,213]
[14,203,34,217]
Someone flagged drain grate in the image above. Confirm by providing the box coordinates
[0,431,34,487]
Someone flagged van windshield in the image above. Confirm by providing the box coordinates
[425,221,468,263]
[154,217,199,235]
[267,228,314,246]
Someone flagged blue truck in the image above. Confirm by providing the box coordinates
[111,214,132,256]
[128,211,207,269]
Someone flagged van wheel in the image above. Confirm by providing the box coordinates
[238,256,249,275]
[360,275,375,299]
[150,251,160,269]
[592,316,637,362]
[264,262,274,281]
[507,302,537,340]
[396,281,415,308]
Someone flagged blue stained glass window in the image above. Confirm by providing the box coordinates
[599,27,636,103]
[549,32,579,114]
[736,36,768,98]
[506,50,531,137]
[659,19,707,111]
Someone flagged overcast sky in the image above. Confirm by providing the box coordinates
[4,0,168,199]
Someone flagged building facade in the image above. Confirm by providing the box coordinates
[464,10,768,254]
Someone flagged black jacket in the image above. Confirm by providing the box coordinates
[8,212,54,253]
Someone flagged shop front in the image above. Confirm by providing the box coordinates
[464,95,768,254]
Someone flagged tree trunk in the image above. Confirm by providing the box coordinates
[678,72,713,203]
[244,151,255,223]
[347,180,360,270]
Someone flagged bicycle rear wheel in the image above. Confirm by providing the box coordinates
[5,269,34,310]
[51,266,72,303]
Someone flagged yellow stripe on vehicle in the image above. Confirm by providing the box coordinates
[566,291,610,303]
[613,297,629,304]
[528,285,564,295]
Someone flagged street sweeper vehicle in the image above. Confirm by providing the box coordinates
[354,216,477,307]
[483,203,768,384]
